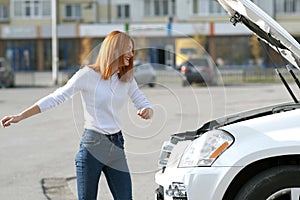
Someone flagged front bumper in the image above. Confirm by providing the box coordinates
[155,165,236,200]
[155,184,187,200]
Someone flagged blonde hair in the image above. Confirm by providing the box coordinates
[90,30,135,82]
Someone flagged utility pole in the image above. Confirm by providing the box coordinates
[107,0,111,23]
[52,0,58,85]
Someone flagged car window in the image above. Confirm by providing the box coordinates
[180,48,198,55]
[141,65,148,70]
[190,59,209,66]
[136,63,151,70]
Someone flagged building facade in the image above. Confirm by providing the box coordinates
[0,0,300,71]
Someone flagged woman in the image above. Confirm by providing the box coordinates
[1,30,153,200]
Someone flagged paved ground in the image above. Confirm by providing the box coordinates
[0,80,296,199]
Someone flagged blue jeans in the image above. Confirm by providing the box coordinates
[75,129,132,200]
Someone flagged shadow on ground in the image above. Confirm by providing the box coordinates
[41,177,77,200]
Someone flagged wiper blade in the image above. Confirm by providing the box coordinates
[272,103,300,113]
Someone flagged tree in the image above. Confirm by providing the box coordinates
[80,37,93,65]
[249,35,262,66]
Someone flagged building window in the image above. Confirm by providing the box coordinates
[65,4,81,20]
[193,0,225,15]
[0,5,8,21]
[275,0,300,14]
[144,0,151,16]
[64,4,82,20]
[12,0,51,18]
[117,4,130,19]
[144,0,175,17]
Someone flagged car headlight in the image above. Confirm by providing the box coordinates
[178,130,234,167]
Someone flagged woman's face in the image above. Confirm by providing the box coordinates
[123,41,134,66]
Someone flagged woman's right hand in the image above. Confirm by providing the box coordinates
[1,115,22,128]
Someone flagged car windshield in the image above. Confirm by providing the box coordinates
[180,48,198,55]
[188,59,209,67]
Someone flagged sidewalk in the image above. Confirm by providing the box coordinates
[15,71,69,87]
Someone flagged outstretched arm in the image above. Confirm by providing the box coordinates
[1,68,87,128]
[1,104,41,128]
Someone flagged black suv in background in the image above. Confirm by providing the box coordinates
[179,57,219,86]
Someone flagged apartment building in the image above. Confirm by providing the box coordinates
[0,0,299,71]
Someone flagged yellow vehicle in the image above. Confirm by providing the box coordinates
[175,38,206,67]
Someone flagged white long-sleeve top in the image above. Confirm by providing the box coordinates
[36,66,151,134]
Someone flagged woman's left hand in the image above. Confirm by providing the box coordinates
[137,108,153,120]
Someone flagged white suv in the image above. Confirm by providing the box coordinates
[155,0,300,199]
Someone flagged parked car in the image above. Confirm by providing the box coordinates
[179,57,219,86]
[155,0,300,199]
[0,58,15,88]
[134,62,156,87]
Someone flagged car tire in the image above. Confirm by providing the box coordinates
[234,165,300,200]
[9,77,15,88]
[148,83,155,87]
[182,80,190,87]
[207,78,219,86]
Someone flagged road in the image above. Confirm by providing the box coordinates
[0,82,296,199]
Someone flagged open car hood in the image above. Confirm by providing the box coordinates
[170,0,300,141]
[216,0,300,70]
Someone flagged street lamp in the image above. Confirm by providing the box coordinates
[52,0,58,85]
[108,0,111,23]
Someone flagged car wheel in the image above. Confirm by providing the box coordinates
[148,83,155,87]
[234,165,300,200]
[182,80,191,87]
[9,77,15,88]
[4,80,11,88]
[207,79,219,86]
